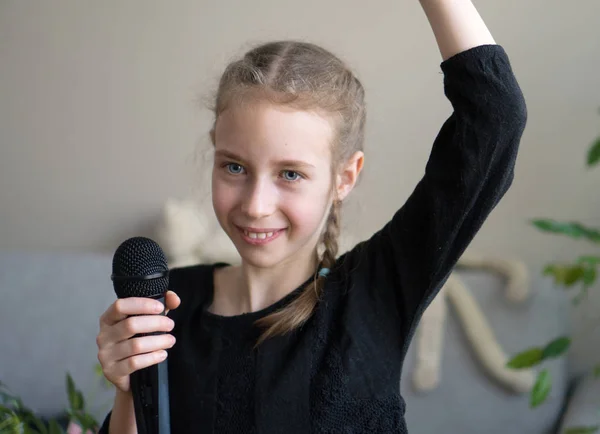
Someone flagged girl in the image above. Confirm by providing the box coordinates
[96,0,527,432]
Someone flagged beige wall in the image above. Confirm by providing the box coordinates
[1,1,599,370]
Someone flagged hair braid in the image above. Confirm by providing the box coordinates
[255,200,341,345]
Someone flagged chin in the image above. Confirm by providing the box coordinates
[237,252,286,270]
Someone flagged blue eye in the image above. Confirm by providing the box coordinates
[226,163,244,174]
[282,170,301,182]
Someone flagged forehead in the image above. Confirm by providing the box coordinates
[214,100,334,162]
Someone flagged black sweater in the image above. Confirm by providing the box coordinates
[99,44,527,434]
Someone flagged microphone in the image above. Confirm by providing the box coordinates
[111,236,171,434]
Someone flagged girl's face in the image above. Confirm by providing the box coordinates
[212,100,336,269]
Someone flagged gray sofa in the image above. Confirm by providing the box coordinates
[0,250,597,433]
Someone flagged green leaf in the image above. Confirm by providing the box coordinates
[507,347,544,369]
[572,286,590,305]
[66,374,76,409]
[532,219,600,244]
[0,383,25,411]
[544,264,587,287]
[0,419,24,434]
[543,336,571,359]
[94,363,114,389]
[93,363,104,378]
[25,426,43,434]
[76,391,85,411]
[577,256,600,265]
[65,374,84,411]
[0,398,20,411]
[72,412,99,431]
[47,419,64,434]
[564,426,599,434]
[594,364,600,378]
[583,267,597,287]
[565,267,586,285]
[588,137,600,167]
[530,368,552,408]
[24,413,48,434]
[3,408,43,434]
[0,408,25,434]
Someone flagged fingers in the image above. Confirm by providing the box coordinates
[164,290,181,315]
[96,290,181,392]
[108,333,176,364]
[102,349,170,380]
[100,297,165,327]
[99,314,175,347]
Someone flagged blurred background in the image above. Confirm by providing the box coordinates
[1,0,598,433]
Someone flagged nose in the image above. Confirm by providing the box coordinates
[241,177,277,219]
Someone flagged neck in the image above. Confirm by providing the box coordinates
[213,248,319,316]
[237,250,319,313]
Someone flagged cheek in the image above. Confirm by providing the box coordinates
[283,190,331,235]
[211,175,235,223]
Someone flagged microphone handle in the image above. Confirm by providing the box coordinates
[130,293,171,434]
[158,356,170,434]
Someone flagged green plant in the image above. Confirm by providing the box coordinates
[0,369,108,434]
[507,126,600,434]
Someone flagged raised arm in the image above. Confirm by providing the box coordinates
[419,0,496,60]
[343,1,527,345]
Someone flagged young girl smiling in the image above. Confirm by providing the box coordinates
[97,1,527,432]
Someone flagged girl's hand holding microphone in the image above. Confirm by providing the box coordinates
[96,290,181,392]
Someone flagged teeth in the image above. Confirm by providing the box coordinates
[244,230,276,240]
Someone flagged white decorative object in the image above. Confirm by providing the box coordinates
[412,257,535,394]
[413,283,448,391]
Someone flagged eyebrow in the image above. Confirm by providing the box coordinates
[214,150,316,169]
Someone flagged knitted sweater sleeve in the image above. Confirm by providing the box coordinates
[343,44,527,341]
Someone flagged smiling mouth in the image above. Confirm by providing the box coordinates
[245,230,275,239]
[236,226,286,244]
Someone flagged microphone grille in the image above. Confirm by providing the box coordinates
[112,237,169,298]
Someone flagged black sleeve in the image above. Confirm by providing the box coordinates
[347,44,527,341]
[97,411,111,433]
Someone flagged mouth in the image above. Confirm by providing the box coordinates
[235,226,286,245]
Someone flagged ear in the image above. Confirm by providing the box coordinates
[335,151,364,201]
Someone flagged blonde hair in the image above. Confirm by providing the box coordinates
[209,40,366,344]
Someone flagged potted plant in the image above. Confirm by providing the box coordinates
[507,120,600,434]
[0,367,111,434]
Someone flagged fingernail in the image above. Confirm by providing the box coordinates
[155,303,164,313]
